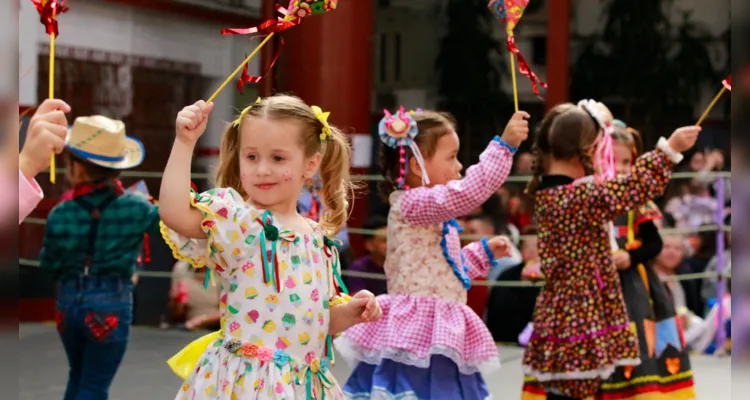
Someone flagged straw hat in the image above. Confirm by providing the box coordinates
[65,115,144,169]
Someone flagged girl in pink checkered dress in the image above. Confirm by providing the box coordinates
[338,107,529,399]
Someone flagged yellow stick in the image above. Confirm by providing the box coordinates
[49,33,56,183]
[696,86,727,126]
[206,32,276,104]
[510,52,518,112]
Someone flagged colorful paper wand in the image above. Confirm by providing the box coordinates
[696,76,731,126]
[488,0,546,111]
[207,0,339,102]
[32,0,68,183]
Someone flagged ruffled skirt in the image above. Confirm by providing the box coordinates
[337,294,498,399]
[337,294,500,375]
[344,355,490,400]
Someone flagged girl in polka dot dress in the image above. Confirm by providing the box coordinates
[159,94,382,400]
[521,102,701,400]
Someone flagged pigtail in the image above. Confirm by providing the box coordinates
[579,148,595,176]
[318,126,353,236]
[215,124,245,197]
[378,143,399,201]
[626,127,643,156]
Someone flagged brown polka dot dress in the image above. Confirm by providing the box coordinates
[522,149,674,398]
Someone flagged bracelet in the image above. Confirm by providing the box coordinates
[329,294,352,308]
[656,137,684,164]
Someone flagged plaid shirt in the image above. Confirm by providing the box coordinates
[40,189,160,280]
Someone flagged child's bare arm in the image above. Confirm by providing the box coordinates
[159,101,214,239]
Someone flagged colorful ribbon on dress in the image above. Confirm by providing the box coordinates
[322,237,348,298]
[256,211,298,293]
[295,358,333,400]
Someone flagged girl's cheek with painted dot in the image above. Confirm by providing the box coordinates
[282,170,292,182]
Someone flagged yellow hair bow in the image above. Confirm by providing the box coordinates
[311,105,331,141]
[232,97,262,128]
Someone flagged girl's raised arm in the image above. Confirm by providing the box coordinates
[159,101,214,239]
[576,127,701,221]
[400,112,529,226]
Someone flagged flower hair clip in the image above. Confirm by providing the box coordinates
[578,99,615,180]
[232,97,262,128]
[311,105,331,142]
[379,106,429,189]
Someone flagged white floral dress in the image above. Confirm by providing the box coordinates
[162,188,347,400]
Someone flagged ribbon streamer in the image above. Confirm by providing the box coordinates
[506,36,547,98]
[235,37,285,93]
[222,4,300,92]
[207,1,337,102]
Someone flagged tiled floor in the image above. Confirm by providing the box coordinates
[21,324,732,399]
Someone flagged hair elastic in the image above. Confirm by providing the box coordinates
[379,106,429,189]
[577,99,615,180]
[311,105,331,142]
[232,97,262,128]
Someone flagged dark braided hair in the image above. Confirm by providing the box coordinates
[526,103,577,194]
[378,111,456,201]
[579,148,595,176]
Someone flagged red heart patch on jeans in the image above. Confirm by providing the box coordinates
[85,313,119,341]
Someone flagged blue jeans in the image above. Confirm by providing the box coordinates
[56,276,133,400]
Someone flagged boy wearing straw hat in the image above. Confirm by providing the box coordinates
[40,115,159,400]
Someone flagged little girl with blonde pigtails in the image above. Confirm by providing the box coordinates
[339,106,530,399]
[159,95,382,400]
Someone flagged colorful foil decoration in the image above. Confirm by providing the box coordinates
[487,0,547,106]
[32,0,69,184]
[697,75,732,126]
[379,107,428,189]
[722,75,732,91]
[209,1,340,100]
[32,0,68,36]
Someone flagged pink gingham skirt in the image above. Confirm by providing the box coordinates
[336,294,500,375]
